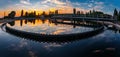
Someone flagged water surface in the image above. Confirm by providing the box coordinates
[7,19,94,35]
[0,19,120,57]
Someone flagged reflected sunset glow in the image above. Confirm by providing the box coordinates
[7,19,94,35]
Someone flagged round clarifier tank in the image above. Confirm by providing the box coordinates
[6,19,96,35]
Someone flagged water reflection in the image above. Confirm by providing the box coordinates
[8,21,15,26]
[2,19,105,44]
[7,19,95,35]
[0,21,120,57]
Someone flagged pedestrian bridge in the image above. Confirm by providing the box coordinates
[51,15,115,22]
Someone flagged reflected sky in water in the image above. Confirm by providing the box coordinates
[6,19,94,35]
[0,19,120,57]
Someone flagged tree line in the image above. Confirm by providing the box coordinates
[4,11,16,19]
[21,10,48,18]
[113,8,120,21]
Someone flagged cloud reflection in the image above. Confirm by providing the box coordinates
[7,19,94,35]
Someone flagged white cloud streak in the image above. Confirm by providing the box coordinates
[42,0,66,5]
[20,0,31,5]
[2,0,109,14]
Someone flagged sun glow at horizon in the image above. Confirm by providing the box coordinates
[0,8,77,18]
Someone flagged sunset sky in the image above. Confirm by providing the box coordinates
[0,0,119,18]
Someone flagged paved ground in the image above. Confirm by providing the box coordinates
[98,21,120,30]
[0,19,17,24]
[105,22,120,30]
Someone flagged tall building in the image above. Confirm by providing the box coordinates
[73,8,76,14]
[77,11,80,14]
[21,10,24,17]
[55,10,58,14]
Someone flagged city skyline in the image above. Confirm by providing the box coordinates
[0,0,119,18]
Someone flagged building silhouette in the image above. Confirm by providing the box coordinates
[21,10,24,17]
[73,8,76,14]
[55,10,58,14]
